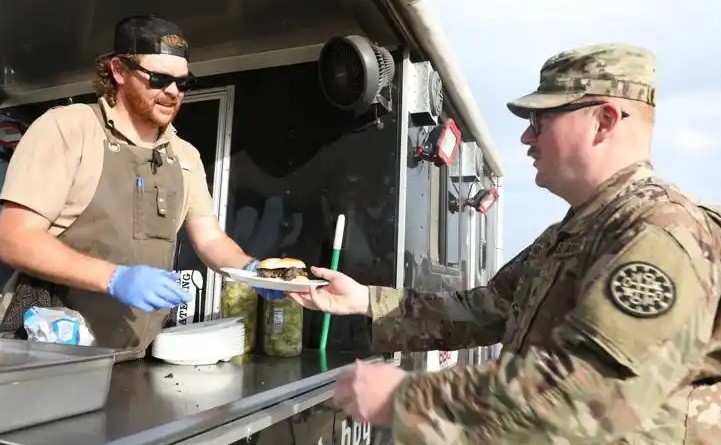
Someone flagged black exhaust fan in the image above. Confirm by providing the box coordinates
[318,35,395,115]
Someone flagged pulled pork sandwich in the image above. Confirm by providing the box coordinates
[256,258,308,281]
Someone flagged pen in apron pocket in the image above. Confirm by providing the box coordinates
[136,177,144,196]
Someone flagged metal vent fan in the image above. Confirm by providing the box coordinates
[318,35,395,114]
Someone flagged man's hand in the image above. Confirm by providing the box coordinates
[108,265,191,312]
[333,361,407,426]
[243,260,284,300]
[286,267,370,315]
[184,217,284,300]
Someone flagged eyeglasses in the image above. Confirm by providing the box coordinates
[119,57,197,92]
[528,100,630,136]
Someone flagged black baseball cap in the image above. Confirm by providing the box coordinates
[113,15,189,59]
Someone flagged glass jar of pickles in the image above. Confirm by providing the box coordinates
[220,278,258,354]
[262,298,303,357]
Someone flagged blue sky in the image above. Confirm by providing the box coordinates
[429,0,721,260]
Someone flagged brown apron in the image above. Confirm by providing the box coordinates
[0,102,183,362]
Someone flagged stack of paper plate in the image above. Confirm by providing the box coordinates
[151,318,245,366]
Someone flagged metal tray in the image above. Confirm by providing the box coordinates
[0,339,117,434]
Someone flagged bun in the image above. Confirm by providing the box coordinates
[257,257,306,270]
[257,258,282,269]
[276,258,306,269]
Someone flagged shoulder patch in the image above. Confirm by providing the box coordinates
[607,261,676,318]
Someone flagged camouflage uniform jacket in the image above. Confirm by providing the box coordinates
[368,162,721,444]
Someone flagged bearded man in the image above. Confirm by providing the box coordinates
[0,15,282,361]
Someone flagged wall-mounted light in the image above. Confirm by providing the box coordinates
[415,118,461,166]
[466,187,499,214]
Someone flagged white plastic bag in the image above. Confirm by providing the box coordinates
[23,307,95,346]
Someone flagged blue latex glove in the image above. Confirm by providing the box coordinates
[108,265,191,312]
[243,260,285,300]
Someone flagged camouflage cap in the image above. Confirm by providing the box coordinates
[507,43,656,118]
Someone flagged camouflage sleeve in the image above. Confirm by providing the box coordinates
[391,219,720,444]
[368,247,529,353]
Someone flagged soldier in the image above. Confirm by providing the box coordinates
[288,43,721,444]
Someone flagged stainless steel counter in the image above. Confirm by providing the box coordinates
[0,350,381,445]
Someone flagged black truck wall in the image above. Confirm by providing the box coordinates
[192,56,404,354]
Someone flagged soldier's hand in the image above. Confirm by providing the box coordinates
[286,267,370,316]
[333,360,407,426]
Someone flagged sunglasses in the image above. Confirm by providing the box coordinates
[119,57,197,92]
[529,100,629,136]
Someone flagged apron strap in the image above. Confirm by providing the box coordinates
[89,102,178,162]
[89,103,123,150]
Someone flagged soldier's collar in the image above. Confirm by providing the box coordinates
[559,161,655,234]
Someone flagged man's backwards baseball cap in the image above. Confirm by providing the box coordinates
[114,15,189,59]
[507,43,656,119]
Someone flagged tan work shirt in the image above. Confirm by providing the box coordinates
[0,98,215,235]
[369,162,721,445]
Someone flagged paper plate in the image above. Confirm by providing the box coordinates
[151,318,245,366]
[220,268,328,292]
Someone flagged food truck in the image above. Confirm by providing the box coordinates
[0,0,505,443]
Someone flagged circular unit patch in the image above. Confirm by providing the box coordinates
[607,261,676,318]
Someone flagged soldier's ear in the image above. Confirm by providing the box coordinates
[594,103,623,143]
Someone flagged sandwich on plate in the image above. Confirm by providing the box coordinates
[256,258,309,281]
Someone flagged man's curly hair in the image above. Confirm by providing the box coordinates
[92,53,135,107]
[91,34,189,106]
